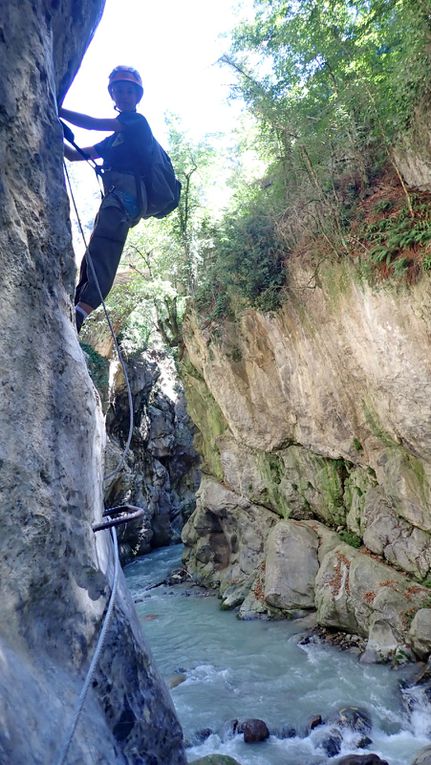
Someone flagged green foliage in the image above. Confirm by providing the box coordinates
[221,0,431,256]
[358,197,431,275]
[194,187,286,321]
[79,342,110,408]
[339,530,362,549]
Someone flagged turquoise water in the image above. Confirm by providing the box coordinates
[125,545,431,765]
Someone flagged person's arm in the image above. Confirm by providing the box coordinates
[63,144,99,162]
[59,107,121,132]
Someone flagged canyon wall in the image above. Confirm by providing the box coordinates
[182,256,431,662]
[0,2,185,762]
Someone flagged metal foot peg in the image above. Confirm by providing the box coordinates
[92,504,145,532]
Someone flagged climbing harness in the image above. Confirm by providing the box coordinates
[56,153,143,764]
[60,121,105,198]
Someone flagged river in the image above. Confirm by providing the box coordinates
[124,544,431,765]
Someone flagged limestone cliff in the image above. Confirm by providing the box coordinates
[0,2,185,763]
[182,254,431,661]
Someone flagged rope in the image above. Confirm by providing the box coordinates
[54,526,120,765]
[54,163,136,764]
[63,161,134,480]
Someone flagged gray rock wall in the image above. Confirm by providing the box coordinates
[182,255,431,661]
[0,2,185,762]
[103,348,200,561]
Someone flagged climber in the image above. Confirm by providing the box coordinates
[60,66,153,332]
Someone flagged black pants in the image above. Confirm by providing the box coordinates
[75,196,130,310]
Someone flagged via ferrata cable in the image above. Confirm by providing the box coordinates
[53,526,120,765]
[54,160,135,764]
[63,159,134,481]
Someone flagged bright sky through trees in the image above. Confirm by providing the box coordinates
[65,0,252,147]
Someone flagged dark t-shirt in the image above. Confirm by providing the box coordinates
[94,111,153,179]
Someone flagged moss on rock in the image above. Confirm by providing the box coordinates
[80,342,110,411]
[181,359,228,479]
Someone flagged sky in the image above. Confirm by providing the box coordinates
[64,0,253,148]
[64,0,260,238]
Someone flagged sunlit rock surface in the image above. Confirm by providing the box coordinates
[0,1,185,762]
[182,254,431,659]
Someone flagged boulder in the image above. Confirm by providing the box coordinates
[264,520,319,609]
[238,718,270,743]
[182,477,276,597]
[315,543,431,658]
[330,706,372,735]
[308,715,323,731]
[321,728,343,757]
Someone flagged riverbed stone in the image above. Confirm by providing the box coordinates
[330,706,372,735]
[238,718,270,743]
[264,520,319,609]
[321,728,343,757]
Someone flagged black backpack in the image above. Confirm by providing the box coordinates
[143,138,181,220]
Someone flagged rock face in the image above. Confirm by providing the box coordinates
[101,348,200,562]
[182,255,431,660]
[0,2,185,763]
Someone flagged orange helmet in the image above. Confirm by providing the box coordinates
[108,66,143,100]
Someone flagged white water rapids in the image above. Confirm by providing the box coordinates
[125,545,431,765]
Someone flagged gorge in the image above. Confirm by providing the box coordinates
[2,1,431,764]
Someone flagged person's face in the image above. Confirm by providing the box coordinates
[111,81,141,111]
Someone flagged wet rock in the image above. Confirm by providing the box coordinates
[308,714,323,731]
[238,718,270,743]
[220,719,239,739]
[191,728,213,744]
[357,736,373,748]
[271,723,296,738]
[331,706,372,735]
[299,625,366,654]
[166,673,187,689]
[321,728,343,757]
[412,745,431,765]
[413,656,431,685]
[165,566,191,586]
